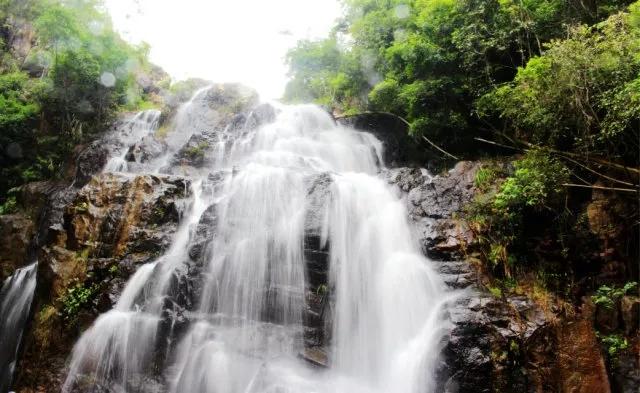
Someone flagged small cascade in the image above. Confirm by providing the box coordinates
[103,109,161,173]
[63,89,455,393]
[0,262,37,393]
[62,182,208,393]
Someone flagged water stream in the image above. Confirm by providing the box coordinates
[0,262,37,393]
[63,88,452,393]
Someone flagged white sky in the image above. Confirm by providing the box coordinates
[104,0,343,100]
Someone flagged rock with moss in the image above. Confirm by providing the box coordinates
[0,213,35,281]
[14,173,189,390]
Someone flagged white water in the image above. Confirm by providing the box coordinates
[63,88,452,393]
[0,262,37,393]
[103,109,161,173]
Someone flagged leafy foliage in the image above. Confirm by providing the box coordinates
[284,0,635,154]
[493,150,569,211]
[597,333,629,358]
[469,150,569,273]
[59,282,97,322]
[479,8,640,165]
[0,0,155,207]
[592,282,638,309]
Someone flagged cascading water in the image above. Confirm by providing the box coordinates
[103,109,161,173]
[63,87,453,393]
[0,262,37,393]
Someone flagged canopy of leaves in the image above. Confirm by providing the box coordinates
[284,0,635,155]
[0,0,155,203]
[479,7,640,166]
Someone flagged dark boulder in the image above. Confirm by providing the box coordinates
[337,112,427,167]
[0,213,35,281]
[302,173,333,349]
[74,141,109,186]
[126,134,168,165]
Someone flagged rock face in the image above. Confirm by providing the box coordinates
[74,141,109,187]
[385,161,623,393]
[337,112,427,167]
[0,213,35,282]
[384,163,478,260]
[126,134,168,165]
[15,173,188,390]
[302,173,333,354]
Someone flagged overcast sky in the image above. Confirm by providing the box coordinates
[104,0,342,100]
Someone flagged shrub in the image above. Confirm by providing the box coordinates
[59,282,97,322]
[468,150,569,275]
[592,281,638,309]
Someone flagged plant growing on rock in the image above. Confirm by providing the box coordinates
[592,281,638,309]
[0,195,17,215]
[597,332,629,358]
[185,142,210,160]
[469,150,569,277]
[59,282,98,323]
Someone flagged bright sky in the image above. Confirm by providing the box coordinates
[104,0,343,100]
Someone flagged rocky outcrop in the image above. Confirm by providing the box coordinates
[385,161,628,393]
[126,134,168,165]
[337,112,428,167]
[0,213,35,282]
[302,173,332,355]
[74,141,109,187]
[15,173,189,391]
[384,162,479,261]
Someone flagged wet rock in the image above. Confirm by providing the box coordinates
[300,347,328,368]
[16,181,61,220]
[406,161,479,219]
[337,112,426,167]
[172,133,212,168]
[555,316,611,393]
[595,303,620,333]
[303,173,332,289]
[620,296,640,335]
[246,103,277,128]
[437,289,613,393]
[62,174,187,261]
[0,213,35,281]
[126,134,167,164]
[15,173,189,390]
[611,349,640,393]
[383,160,618,392]
[188,204,217,263]
[74,141,109,186]
[302,173,333,349]
[385,162,480,259]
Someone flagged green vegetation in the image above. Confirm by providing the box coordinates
[469,150,569,275]
[0,0,157,207]
[474,162,503,191]
[0,194,17,215]
[185,142,210,160]
[59,281,97,322]
[592,282,638,309]
[479,7,640,165]
[597,332,629,358]
[285,0,637,155]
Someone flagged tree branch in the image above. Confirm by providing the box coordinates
[421,136,459,160]
[562,183,638,193]
[336,111,459,160]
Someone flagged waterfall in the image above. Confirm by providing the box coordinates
[0,262,37,393]
[103,109,161,173]
[63,89,452,393]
